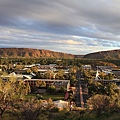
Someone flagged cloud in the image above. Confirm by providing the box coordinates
[66,40,81,45]
[0,0,120,54]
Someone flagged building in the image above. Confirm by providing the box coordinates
[24,79,70,91]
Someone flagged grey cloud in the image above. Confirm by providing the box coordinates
[1,0,120,36]
[0,0,120,54]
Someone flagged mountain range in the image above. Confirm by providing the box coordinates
[0,48,120,59]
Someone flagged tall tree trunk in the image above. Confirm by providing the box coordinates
[0,115,2,120]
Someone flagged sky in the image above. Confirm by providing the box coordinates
[0,0,120,55]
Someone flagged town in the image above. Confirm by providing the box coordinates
[0,57,120,119]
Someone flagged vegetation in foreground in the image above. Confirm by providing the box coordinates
[2,107,120,120]
[1,77,120,120]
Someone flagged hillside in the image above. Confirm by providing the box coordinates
[1,48,120,59]
[84,49,120,59]
[0,48,74,58]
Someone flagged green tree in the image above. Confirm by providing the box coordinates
[105,83,120,99]
[47,85,56,94]
[87,94,112,114]
[44,70,54,79]
[0,78,30,119]
[26,68,32,74]
[70,75,77,87]
[56,69,65,80]
[31,66,38,73]
[10,99,42,120]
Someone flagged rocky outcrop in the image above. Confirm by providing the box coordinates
[1,48,119,59]
[84,49,120,59]
[0,48,74,58]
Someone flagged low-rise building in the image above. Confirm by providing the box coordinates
[24,79,70,91]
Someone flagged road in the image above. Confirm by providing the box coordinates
[75,78,88,108]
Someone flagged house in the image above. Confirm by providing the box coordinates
[82,65,91,70]
[1,72,23,80]
[53,100,68,110]
[1,72,33,81]
[112,69,120,79]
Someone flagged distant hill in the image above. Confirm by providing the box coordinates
[74,55,84,58]
[0,48,120,59]
[84,49,120,59]
[0,48,74,58]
